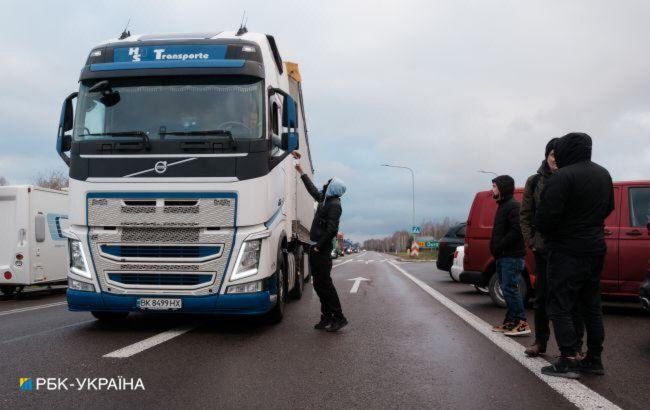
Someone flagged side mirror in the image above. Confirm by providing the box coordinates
[282,95,298,128]
[57,92,77,166]
[281,132,299,152]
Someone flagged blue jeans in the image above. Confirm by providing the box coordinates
[496,257,526,324]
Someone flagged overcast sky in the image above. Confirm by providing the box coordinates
[1,0,648,241]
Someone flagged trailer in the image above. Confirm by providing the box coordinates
[56,29,316,322]
[0,186,69,296]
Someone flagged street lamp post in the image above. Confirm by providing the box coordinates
[381,164,415,233]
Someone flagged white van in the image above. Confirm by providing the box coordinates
[0,186,69,295]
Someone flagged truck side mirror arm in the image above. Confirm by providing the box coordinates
[57,92,78,166]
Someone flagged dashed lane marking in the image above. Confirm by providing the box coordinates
[103,325,195,359]
[0,301,68,317]
[387,261,621,410]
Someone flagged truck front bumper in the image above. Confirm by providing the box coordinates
[67,289,276,316]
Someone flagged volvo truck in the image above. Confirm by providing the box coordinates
[57,30,316,322]
[0,186,69,296]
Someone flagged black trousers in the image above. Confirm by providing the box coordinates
[546,250,605,358]
[309,247,344,320]
[533,251,585,349]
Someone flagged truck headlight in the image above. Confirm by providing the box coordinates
[226,280,263,294]
[69,239,91,279]
[231,239,262,281]
[68,278,95,292]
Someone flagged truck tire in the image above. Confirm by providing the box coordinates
[488,273,528,308]
[91,311,129,321]
[0,285,17,296]
[289,246,304,300]
[267,247,286,324]
[303,248,312,283]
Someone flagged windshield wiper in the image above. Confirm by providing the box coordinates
[159,129,237,149]
[79,131,151,150]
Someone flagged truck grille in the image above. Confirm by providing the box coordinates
[100,244,222,259]
[107,273,213,286]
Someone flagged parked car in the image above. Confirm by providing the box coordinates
[451,245,488,294]
[641,270,650,312]
[460,181,650,308]
[436,223,467,278]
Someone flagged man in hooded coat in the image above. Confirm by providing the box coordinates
[536,133,614,378]
[292,151,348,332]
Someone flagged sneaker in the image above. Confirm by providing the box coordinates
[325,317,348,332]
[504,321,532,337]
[524,342,547,357]
[314,316,332,330]
[541,357,581,379]
[492,322,516,333]
[578,355,605,376]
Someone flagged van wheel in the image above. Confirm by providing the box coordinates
[91,311,129,321]
[290,247,304,300]
[0,286,17,296]
[267,247,286,324]
[488,274,528,308]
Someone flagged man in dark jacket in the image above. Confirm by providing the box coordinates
[292,151,348,332]
[520,139,585,358]
[489,175,531,337]
[536,133,614,379]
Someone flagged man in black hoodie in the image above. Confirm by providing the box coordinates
[536,133,614,379]
[489,175,530,337]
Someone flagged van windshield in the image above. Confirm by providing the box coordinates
[73,77,264,141]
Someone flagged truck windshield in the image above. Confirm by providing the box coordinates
[73,77,264,141]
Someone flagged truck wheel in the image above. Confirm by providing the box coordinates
[303,247,312,283]
[289,247,304,300]
[267,248,286,324]
[0,285,17,296]
[488,274,528,308]
[91,311,129,321]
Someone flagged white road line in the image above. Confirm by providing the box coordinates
[387,261,620,410]
[0,301,67,316]
[332,260,352,269]
[103,325,195,358]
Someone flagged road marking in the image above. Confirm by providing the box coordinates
[333,260,352,269]
[103,325,195,358]
[347,277,370,293]
[2,319,96,344]
[0,301,67,316]
[387,261,621,410]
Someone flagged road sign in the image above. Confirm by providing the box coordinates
[411,226,421,234]
[411,241,420,256]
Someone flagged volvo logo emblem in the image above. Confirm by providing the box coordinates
[154,161,168,174]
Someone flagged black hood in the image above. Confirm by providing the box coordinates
[555,133,592,168]
[492,175,515,202]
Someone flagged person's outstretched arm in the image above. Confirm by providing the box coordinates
[292,151,323,202]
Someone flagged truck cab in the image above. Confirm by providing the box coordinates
[57,31,315,322]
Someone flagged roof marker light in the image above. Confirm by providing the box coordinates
[90,50,102,57]
[242,45,256,53]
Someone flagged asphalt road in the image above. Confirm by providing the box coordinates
[1,251,647,409]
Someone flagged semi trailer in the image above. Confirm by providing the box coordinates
[56,29,316,322]
[0,186,69,296]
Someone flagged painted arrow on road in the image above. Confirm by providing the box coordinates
[348,277,370,293]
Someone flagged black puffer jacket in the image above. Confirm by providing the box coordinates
[301,174,342,251]
[490,175,526,258]
[535,133,615,256]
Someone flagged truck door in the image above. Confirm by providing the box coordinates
[618,185,650,296]
[600,187,620,293]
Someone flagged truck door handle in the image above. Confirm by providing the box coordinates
[604,229,612,236]
[626,230,642,236]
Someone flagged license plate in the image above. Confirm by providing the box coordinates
[137,298,182,310]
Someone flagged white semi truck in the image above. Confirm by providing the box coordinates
[0,186,69,296]
[57,30,316,322]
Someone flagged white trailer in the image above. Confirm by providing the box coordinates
[0,186,69,295]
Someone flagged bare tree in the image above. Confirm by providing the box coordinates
[0,176,9,186]
[34,170,69,190]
